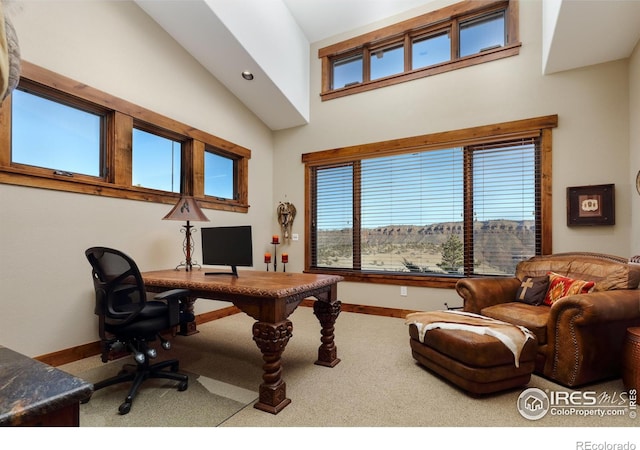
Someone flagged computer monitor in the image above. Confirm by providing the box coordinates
[201,225,253,277]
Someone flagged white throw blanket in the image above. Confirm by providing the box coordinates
[405,310,535,367]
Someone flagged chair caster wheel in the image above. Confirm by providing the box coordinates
[178,381,188,392]
[119,401,132,415]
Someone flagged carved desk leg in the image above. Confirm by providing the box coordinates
[313,300,341,367]
[252,320,293,414]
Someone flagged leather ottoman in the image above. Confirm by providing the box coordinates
[408,323,537,395]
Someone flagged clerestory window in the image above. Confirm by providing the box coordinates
[319,0,520,101]
[132,127,182,193]
[0,62,251,213]
[204,148,236,200]
[459,10,506,57]
[10,83,105,181]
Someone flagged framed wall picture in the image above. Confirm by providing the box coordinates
[566,184,615,226]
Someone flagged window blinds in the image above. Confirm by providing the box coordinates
[466,138,540,275]
[310,136,541,276]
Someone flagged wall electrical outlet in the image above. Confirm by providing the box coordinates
[400,286,408,297]
[292,233,299,241]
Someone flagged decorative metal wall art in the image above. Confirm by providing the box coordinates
[277,202,296,241]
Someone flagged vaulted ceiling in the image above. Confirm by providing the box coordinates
[135,0,640,131]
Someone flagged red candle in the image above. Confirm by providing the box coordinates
[272,235,279,244]
[282,253,288,263]
[264,252,272,263]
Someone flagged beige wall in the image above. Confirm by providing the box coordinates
[0,1,275,356]
[274,0,634,311]
[0,1,636,357]
[630,38,640,254]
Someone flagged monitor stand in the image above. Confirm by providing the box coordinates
[204,265,239,277]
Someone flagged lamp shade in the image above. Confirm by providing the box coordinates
[162,196,210,222]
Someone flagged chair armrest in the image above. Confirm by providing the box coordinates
[544,289,640,386]
[153,288,190,301]
[154,289,190,326]
[455,277,521,314]
[550,289,640,325]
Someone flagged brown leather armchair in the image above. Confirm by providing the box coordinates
[455,252,640,387]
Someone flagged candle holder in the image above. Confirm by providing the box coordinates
[264,235,288,272]
[271,239,280,272]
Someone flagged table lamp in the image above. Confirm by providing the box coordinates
[163,195,209,271]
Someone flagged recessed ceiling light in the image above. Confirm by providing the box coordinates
[241,71,254,81]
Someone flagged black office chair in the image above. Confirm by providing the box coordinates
[85,246,190,415]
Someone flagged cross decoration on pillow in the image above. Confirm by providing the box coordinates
[515,275,550,306]
[518,278,534,300]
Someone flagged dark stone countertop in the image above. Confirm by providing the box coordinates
[0,346,93,426]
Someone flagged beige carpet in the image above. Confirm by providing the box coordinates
[73,365,254,427]
[60,307,638,435]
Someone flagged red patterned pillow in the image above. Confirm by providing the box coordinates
[543,272,595,306]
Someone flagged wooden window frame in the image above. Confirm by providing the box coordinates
[132,121,185,193]
[369,39,405,82]
[410,27,453,71]
[203,145,243,202]
[319,0,520,101]
[302,115,557,288]
[0,61,251,213]
[8,78,109,184]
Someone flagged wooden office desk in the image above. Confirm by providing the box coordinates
[141,269,343,414]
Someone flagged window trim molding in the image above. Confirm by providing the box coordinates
[302,114,557,288]
[0,61,251,213]
[318,0,519,101]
